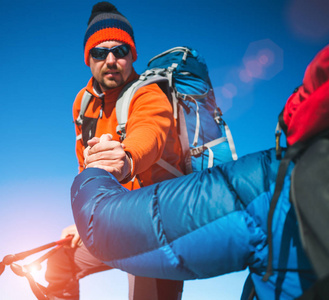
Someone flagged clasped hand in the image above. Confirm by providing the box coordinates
[83,133,131,182]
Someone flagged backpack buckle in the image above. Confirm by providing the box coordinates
[190,146,207,157]
[116,124,126,141]
[214,107,223,125]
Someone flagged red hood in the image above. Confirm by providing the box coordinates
[283,45,329,145]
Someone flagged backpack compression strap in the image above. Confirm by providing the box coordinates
[214,107,238,161]
[176,95,238,169]
[224,122,238,161]
[190,137,228,168]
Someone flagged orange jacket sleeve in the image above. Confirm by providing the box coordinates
[122,83,175,177]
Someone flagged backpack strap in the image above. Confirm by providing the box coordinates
[190,137,227,168]
[116,75,170,140]
[177,103,193,174]
[75,90,93,141]
[262,141,306,282]
[264,126,329,282]
[224,121,238,161]
[156,159,184,177]
[115,79,141,140]
[181,96,201,147]
[214,107,238,161]
[115,75,185,178]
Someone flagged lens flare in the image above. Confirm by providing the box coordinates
[24,262,42,275]
[242,39,283,80]
[221,83,237,99]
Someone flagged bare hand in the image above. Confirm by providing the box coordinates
[61,224,82,248]
[84,134,131,182]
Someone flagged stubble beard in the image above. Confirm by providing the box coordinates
[100,78,123,90]
[100,67,124,90]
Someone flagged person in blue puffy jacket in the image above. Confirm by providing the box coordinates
[71,148,316,300]
[71,45,329,299]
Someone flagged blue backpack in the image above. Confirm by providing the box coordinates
[116,46,237,175]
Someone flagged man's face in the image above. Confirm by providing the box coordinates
[89,40,133,92]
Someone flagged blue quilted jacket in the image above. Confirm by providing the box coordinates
[71,148,316,299]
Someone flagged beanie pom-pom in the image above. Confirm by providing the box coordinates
[88,2,121,24]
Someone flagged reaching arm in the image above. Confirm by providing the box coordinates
[71,149,280,280]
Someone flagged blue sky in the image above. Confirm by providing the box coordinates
[0,0,328,299]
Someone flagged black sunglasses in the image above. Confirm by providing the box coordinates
[90,44,131,60]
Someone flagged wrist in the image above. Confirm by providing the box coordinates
[121,151,133,183]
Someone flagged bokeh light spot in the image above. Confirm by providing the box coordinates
[257,48,274,66]
[243,39,283,80]
[239,69,253,83]
[221,83,237,99]
[258,55,269,65]
[245,59,263,78]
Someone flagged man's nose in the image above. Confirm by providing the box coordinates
[105,52,116,65]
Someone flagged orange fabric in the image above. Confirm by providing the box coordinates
[73,69,183,190]
[84,28,137,66]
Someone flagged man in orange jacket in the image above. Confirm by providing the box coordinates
[45,2,183,299]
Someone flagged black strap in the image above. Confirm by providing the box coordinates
[264,128,329,281]
[262,142,306,281]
